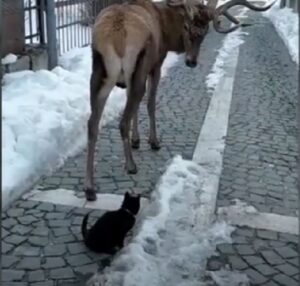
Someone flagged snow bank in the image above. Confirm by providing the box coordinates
[206,9,248,92]
[2,47,179,208]
[87,156,235,286]
[2,54,18,65]
[264,0,299,65]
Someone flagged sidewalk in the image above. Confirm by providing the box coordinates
[206,11,299,286]
[2,24,225,286]
[2,11,298,286]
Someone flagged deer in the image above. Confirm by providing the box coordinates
[84,0,275,201]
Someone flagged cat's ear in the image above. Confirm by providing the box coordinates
[125,191,130,198]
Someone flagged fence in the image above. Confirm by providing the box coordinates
[280,0,298,11]
[23,0,124,68]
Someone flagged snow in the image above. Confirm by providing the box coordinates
[209,268,250,286]
[86,156,236,286]
[2,48,179,208]
[2,54,18,65]
[263,0,299,65]
[206,8,248,92]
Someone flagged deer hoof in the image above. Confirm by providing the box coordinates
[84,188,97,201]
[149,141,161,151]
[126,162,138,174]
[131,139,140,149]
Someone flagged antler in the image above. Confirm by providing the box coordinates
[167,0,201,20]
[212,0,276,33]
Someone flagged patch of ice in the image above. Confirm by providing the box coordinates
[2,53,18,65]
[87,156,235,286]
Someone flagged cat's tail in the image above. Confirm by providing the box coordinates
[81,213,89,241]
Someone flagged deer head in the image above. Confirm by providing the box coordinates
[167,0,275,68]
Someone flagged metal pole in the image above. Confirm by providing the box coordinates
[37,0,46,44]
[0,0,3,83]
[45,0,58,69]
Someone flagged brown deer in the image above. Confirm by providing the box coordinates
[84,0,274,201]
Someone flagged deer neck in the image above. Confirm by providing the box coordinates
[157,5,186,53]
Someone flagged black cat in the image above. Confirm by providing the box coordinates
[81,192,141,254]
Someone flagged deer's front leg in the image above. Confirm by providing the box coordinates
[147,65,161,150]
[131,111,140,149]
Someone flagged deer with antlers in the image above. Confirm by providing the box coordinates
[84,0,274,201]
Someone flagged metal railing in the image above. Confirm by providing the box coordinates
[23,0,124,68]
[24,0,45,45]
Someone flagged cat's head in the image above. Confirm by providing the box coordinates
[121,191,141,215]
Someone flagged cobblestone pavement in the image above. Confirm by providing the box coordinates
[2,12,299,286]
[217,12,298,217]
[2,26,224,285]
[210,11,299,286]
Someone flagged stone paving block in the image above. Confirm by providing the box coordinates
[66,254,93,267]
[16,257,41,270]
[28,270,45,282]
[7,208,25,217]
[257,230,278,240]
[36,202,55,212]
[31,227,49,236]
[17,200,39,209]
[42,257,66,269]
[261,250,285,265]
[49,267,76,280]
[74,263,99,276]
[244,269,268,285]
[45,212,67,220]
[276,264,299,276]
[2,255,20,268]
[228,256,248,270]
[235,245,256,255]
[235,228,255,237]
[52,227,70,237]
[28,236,49,247]
[279,233,298,244]
[67,242,88,255]
[2,241,15,254]
[2,228,10,238]
[2,270,26,281]
[48,219,71,228]
[3,218,18,229]
[273,273,298,286]
[13,245,40,256]
[10,225,32,235]
[4,235,27,245]
[288,258,299,267]
[254,264,279,276]
[44,244,67,256]
[217,244,236,255]
[275,246,298,259]
[54,234,76,243]
[18,215,39,225]
[243,255,265,266]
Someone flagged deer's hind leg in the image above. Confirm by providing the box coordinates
[84,50,116,201]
